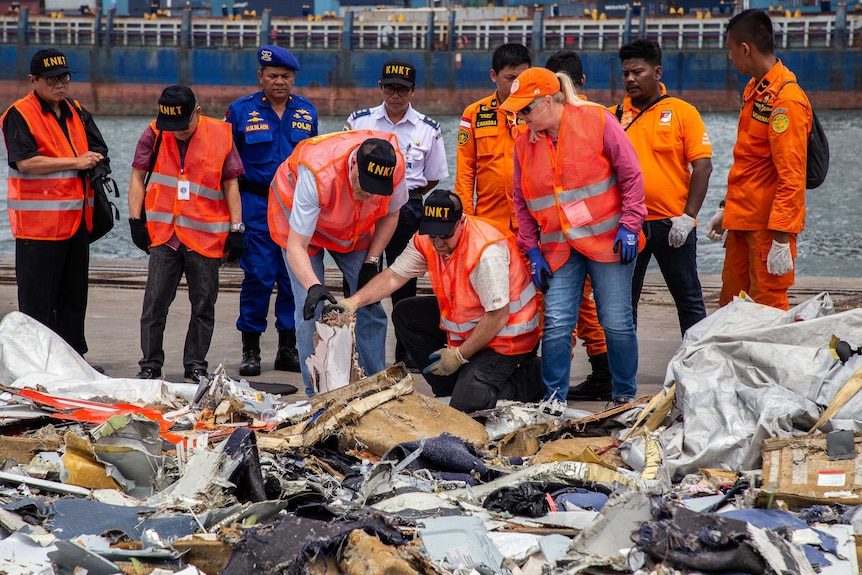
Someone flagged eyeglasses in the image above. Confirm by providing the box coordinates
[517,99,541,117]
[42,73,71,87]
[428,229,457,240]
[381,84,412,96]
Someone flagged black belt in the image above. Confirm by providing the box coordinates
[408,189,423,201]
[239,178,270,197]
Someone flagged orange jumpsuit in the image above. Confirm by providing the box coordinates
[721,60,811,310]
[456,93,606,358]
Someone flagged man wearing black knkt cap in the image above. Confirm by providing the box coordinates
[1,48,111,370]
[343,58,449,370]
[127,85,244,381]
[268,131,407,396]
[324,190,544,414]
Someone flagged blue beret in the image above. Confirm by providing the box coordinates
[257,45,300,71]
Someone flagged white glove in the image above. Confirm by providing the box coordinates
[705,208,725,242]
[668,213,695,248]
[766,240,793,276]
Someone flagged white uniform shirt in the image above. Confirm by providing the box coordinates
[344,103,449,191]
[389,232,510,312]
[289,151,408,238]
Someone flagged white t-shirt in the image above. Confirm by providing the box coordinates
[389,233,510,312]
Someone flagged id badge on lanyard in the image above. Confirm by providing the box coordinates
[178,172,190,201]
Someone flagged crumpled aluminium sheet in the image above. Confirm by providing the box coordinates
[0,311,197,405]
[655,293,862,479]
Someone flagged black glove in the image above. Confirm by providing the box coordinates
[303,284,337,321]
[129,217,151,254]
[357,261,380,290]
[223,231,244,262]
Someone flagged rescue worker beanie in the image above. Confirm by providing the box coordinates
[499,67,562,113]
[357,138,397,197]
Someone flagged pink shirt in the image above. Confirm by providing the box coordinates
[513,108,646,254]
[132,124,244,181]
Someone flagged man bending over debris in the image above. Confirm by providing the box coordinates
[325,189,544,413]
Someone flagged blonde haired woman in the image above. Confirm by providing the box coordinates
[502,67,647,405]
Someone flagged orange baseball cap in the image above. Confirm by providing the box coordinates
[499,68,562,113]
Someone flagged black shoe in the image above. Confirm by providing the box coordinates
[136,366,161,379]
[567,379,612,401]
[274,330,301,372]
[239,332,262,377]
[184,368,209,381]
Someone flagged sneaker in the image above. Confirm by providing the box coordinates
[567,378,612,401]
[184,368,209,381]
[613,397,634,406]
[136,366,161,379]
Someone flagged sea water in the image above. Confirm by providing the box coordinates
[0,110,857,277]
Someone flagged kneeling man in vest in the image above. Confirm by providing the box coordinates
[326,189,543,413]
[127,85,244,381]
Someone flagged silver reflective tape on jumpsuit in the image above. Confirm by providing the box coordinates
[565,213,621,240]
[7,199,83,211]
[149,173,224,201]
[439,285,537,333]
[9,168,79,180]
[524,174,619,212]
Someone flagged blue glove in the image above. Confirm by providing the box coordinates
[613,226,638,265]
[526,247,552,293]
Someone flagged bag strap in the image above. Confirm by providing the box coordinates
[615,102,624,122]
[619,94,671,131]
[144,130,163,188]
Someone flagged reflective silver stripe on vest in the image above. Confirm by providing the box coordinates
[149,173,224,201]
[445,314,540,338]
[9,168,79,180]
[524,173,618,212]
[316,227,365,249]
[440,286,537,333]
[147,211,230,233]
[7,199,83,211]
[565,213,621,241]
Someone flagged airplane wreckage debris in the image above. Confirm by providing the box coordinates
[0,294,861,573]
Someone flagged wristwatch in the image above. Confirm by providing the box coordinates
[230,223,246,233]
[365,255,380,265]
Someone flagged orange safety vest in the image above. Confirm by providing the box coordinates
[268,130,405,254]
[2,93,91,240]
[145,116,233,258]
[515,102,639,269]
[414,216,540,356]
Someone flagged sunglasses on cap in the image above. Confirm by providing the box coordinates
[41,73,71,87]
[382,84,412,96]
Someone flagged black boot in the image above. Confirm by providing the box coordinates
[567,352,613,400]
[239,332,261,377]
[274,329,301,372]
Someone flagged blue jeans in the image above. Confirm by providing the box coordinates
[542,247,638,400]
[284,247,387,395]
[237,192,295,333]
[632,218,706,336]
[140,243,220,373]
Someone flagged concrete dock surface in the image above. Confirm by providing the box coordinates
[2,255,860,411]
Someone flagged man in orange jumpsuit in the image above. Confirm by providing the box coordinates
[705,9,811,310]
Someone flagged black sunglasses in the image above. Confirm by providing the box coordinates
[518,100,540,116]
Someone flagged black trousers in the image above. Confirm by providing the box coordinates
[16,222,90,355]
[392,296,544,414]
[384,197,423,363]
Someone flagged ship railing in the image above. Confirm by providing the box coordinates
[191,19,260,48]
[270,20,340,49]
[0,13,855,51]
[111,17,181,47]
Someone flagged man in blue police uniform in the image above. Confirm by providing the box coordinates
[343,57,448,368]
[225,45,318,377]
